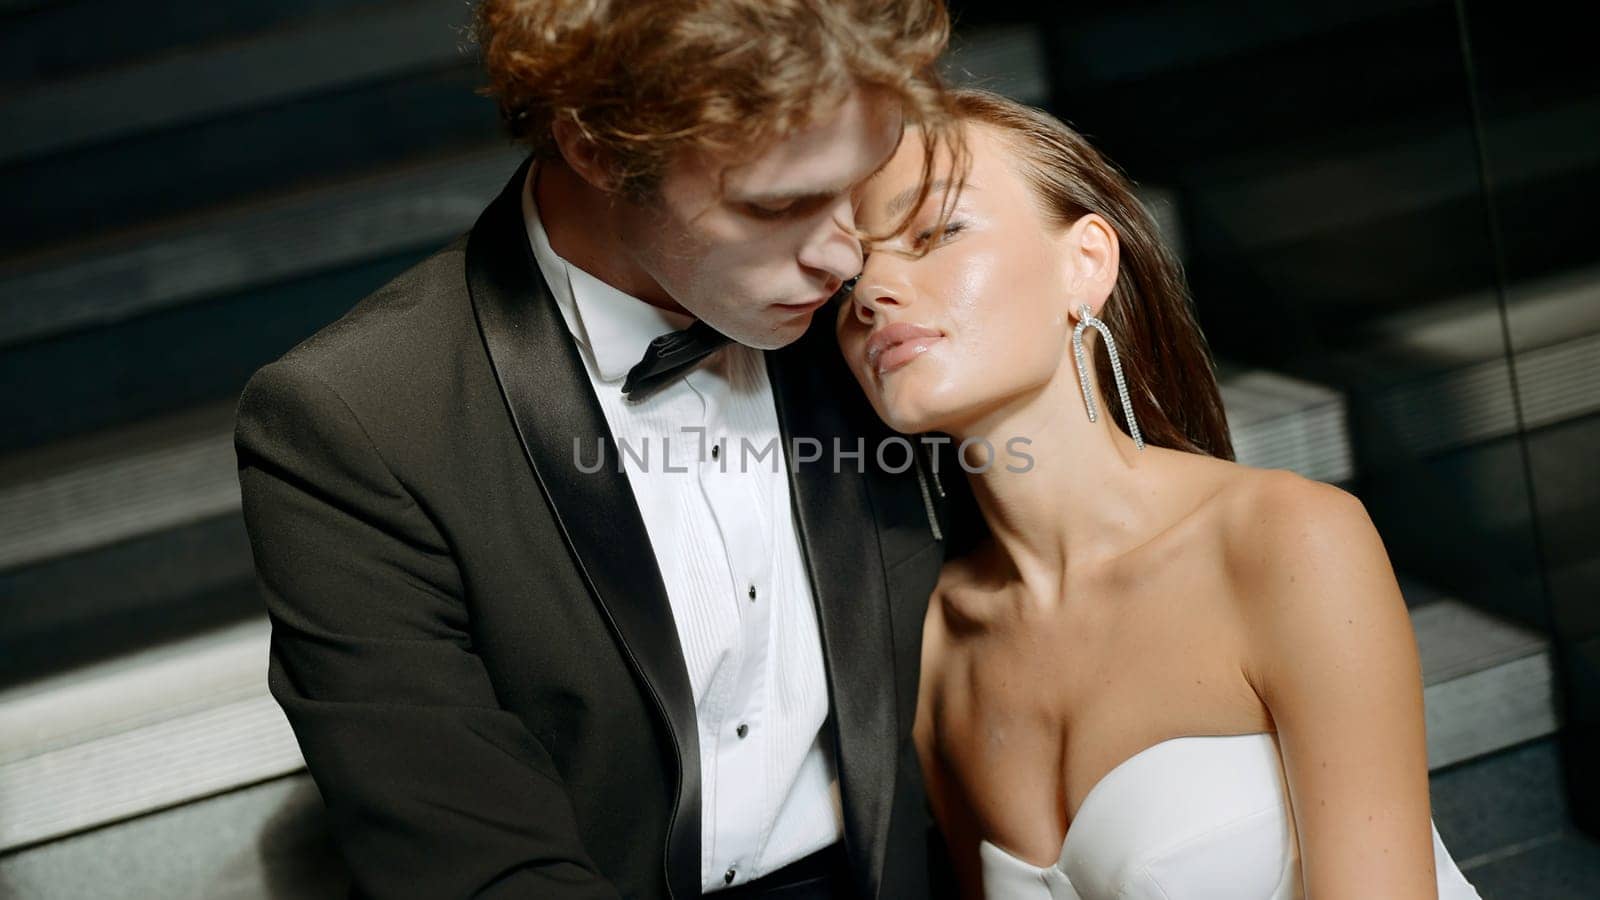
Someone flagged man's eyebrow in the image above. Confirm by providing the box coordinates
[884,179,969,218]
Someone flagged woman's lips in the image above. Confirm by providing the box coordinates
[865,322,943,376]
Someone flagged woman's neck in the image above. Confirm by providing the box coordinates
[952,370,1162,606]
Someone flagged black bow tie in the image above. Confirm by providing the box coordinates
[621,278,860,402]
[621,319,734,401]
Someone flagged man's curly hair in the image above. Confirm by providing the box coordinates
[473,0,960,231]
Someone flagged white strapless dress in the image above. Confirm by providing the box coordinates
[979,732,1482,900]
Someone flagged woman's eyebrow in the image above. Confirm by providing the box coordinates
[884,179,974,217]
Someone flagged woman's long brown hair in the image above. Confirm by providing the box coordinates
[950,89,1234,460]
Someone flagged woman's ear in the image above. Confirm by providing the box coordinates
[551,118,620,193]
[1061,213,1120,314]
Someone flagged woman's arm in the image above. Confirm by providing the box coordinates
[1236,473,1439,900]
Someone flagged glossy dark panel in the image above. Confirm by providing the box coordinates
[1461,0,1600,834]
[1034,1,1543,627]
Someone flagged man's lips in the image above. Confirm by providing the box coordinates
[865,322,943,375]
[774,294,831,313]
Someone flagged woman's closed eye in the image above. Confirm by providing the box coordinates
[857,220,966,264]
[912,220,965,251]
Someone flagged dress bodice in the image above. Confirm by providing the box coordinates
[978,732,1481,900]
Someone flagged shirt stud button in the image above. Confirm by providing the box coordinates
[737,723,749,738]
[711,445,719,459]
[724,867,736,884]
[748,585,757,601]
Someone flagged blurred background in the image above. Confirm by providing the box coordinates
[1,0,1595,896]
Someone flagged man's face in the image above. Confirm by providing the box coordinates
[615,87,904,350]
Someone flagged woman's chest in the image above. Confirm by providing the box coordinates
[924,581,1268,866]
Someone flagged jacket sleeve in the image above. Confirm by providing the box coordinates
[235,359,621,900]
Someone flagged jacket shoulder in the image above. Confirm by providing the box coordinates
[246,235,477,415]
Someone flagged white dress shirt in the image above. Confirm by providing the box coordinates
[520,165,842,892]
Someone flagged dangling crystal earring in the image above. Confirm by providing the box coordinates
[1071,304,1145,451]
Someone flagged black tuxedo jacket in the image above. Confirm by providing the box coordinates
[235,157,960,899]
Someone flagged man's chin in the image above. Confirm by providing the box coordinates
[726,312,814,351]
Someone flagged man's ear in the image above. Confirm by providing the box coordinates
[551,118,619,193]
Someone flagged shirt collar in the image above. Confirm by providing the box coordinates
[519,163,694,384]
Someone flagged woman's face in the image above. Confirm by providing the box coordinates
[837,124,1108,437]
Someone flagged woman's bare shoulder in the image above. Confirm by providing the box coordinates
[1213,466,1380,585]
[1211,467,1410,689]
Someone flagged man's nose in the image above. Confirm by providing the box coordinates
[799,204,866,285]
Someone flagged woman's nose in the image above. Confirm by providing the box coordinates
[849,272,908,325]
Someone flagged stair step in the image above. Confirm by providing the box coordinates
[1416,599,1556,770]
[0,0,386,87]
[1,146,521,349]
[0,0,473,167]
[0,402,239,571]
[2,69,501,256]
[1221,369,1353,483]
[0,619,303,852]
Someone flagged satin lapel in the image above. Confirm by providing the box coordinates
[766,322,899,900]
[464,158,701,900]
